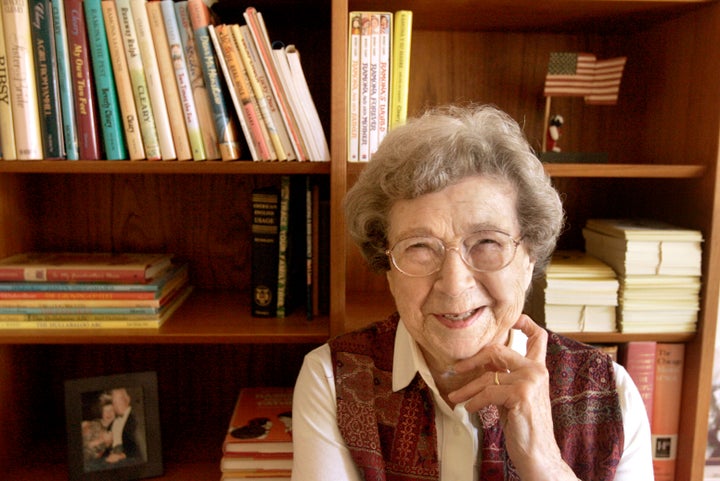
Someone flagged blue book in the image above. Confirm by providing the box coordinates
[83,0,128,159]
[50,0,79,159]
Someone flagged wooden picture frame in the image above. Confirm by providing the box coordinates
[64,371,163,481]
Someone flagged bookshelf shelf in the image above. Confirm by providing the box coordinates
[0,0,718,479]
[0,160,331,175]
[0,290,329,344]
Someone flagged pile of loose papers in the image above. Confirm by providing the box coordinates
[533,250,619,333]
[583,218,702,333]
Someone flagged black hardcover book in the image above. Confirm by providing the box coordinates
[250,186,280,317]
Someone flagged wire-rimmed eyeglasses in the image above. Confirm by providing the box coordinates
[386,230,523,277]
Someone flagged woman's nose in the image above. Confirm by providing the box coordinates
[433,247,476,297]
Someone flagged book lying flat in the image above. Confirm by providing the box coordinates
[223,387,293,454]
[0,253,174,283]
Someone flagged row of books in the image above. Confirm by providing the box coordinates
[620,341,685,481]
[347,10,412,162]
[0,252,192,328]
[251,175,329,319]
[0,0,328,161]
[221,387,294,481]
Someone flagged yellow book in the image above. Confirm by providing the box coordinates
[0,14,16,160]
[130,0,176,160]
[389,10,412,130]
[145,0,191,160]
[102,0,145,160]
[116,0,161,160]
[1,0,43,159]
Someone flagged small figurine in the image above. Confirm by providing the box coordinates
[546,114,564,152]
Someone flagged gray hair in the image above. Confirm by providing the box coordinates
[344,104,564,275]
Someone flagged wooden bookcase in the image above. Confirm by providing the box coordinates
[1,0,719,480]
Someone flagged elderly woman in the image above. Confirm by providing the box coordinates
[292,105,652,480]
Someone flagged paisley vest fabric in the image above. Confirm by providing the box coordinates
[329,313,623,481]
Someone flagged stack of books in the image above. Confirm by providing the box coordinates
[221,387,294,481]
[0,252,191,329]
[531,250,619,332]
[347,10,413,162]
[583,218,703,333]
[0,0,328,161]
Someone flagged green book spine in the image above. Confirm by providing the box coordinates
[50,0,79,159]
[30,0,64,158]
[83,0,127,159]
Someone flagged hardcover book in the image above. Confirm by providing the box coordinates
[389,10,412,129]
[0,252,174,283]
[0,16,16,159]
[2,0,44,159]
[251,186,279,317]
[101,0,144,159]
[652,342,685,481]
[116,0,161,160]
[30,0,64,158]
[619,341,657,424]
[84,0,128,160]
[222,387,293,454]
[130,0,176,160]
[174,0,219,160]
[50,0,79,159]
[187,0,241,160]
[212,23,267,161]
[160,0,206,160]
[64,0,102,159]
[145,0,192,160]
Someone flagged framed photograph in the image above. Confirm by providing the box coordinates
[64,371,162,481]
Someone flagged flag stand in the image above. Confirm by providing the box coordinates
[542,96,552,153]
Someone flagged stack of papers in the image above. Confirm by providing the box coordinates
[532,250,619,333]
[583,219,703,333]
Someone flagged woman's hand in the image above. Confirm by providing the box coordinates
[447,315,579,481]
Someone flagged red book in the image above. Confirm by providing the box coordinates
[652,343,685,481]
[64,0,102,159]
[223,387,293,454]
[619,341,657,423]
[0,253,174,283]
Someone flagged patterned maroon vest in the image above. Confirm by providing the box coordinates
[329,313,623,481]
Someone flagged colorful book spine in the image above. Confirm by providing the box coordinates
[2,0,44,159]
[243,7,306,161]
[376,12,391,148]
[233,24,286,161]
[276,175,290,317]
[145,0,191,160]
[130,0,175,160]
[358,13,371,161]
[652,343,685,481]
[210,24,262,161]
[30,0,64,158]
[347,12,361,162]
[116,0,160,160]
[0,16,16,160]
[101,0,144,159]
[186,0,240,161]
[389,9,412,129]
[174,0,218,160]
[64,0,102,159]
[84,0,127,160]
[251,185,279,317]
[50,0,79,159]
[620,340,657,424]
[160,0,206,160]
[367,13,379,157]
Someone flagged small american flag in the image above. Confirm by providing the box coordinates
[544,52,626,105]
